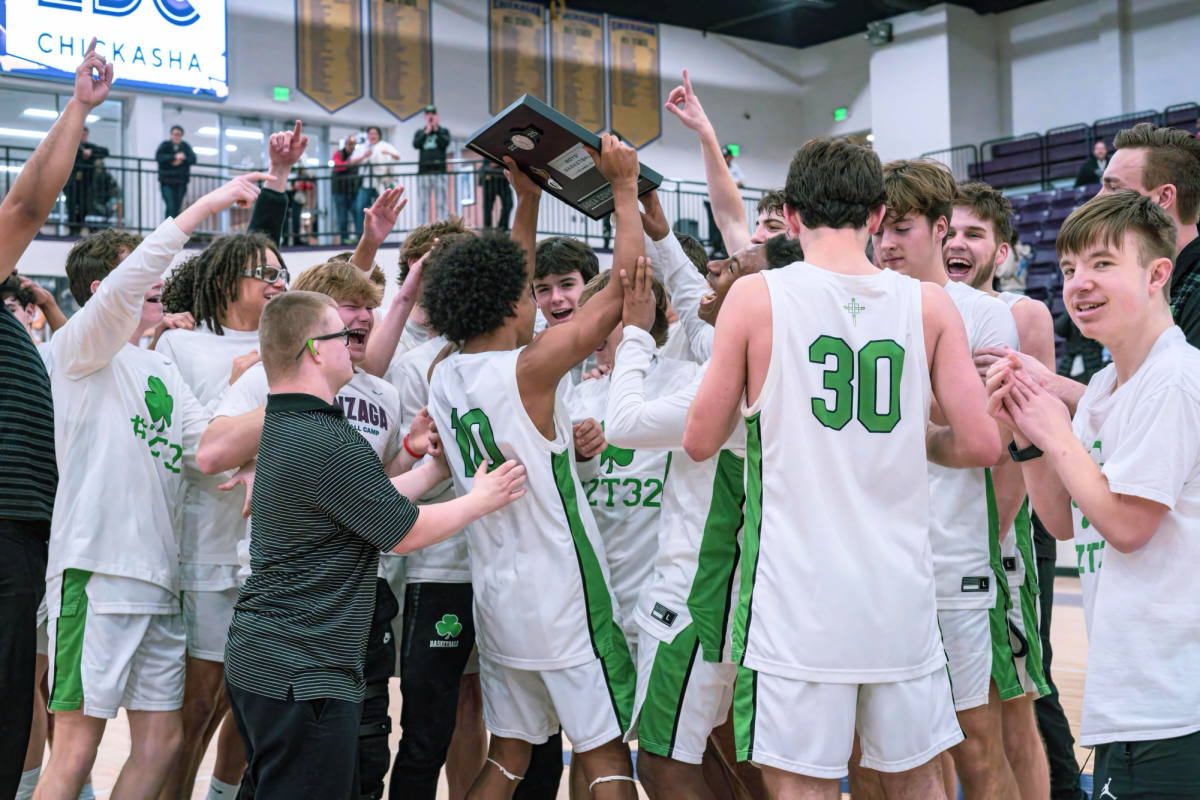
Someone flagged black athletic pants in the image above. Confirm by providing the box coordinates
[1034,551,1088,800]
[482,175,512,231]
[227,683,362,800]
[1093,729,1200,799]
[0,519,48,800]
[388,582,563,800]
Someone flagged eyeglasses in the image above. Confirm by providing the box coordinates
[295,327,351,361]
[243,263,290,285]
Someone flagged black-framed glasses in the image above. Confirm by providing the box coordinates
[243,263,290,285]
[295,328,351,361]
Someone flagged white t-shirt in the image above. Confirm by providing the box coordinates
[389,335,470,583]
[216,364,404,581]
[659,320,701,365]
[156,323,261,590]
[928,279,1019,609]
[570,350,696,640]
[1069,326,1200,746]
[428,348,624,669]
[46,218,208,612]
[359,140,402,190]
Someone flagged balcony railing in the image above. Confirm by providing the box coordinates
[0,147,769,250]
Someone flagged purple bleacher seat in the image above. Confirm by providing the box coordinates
[1165,105,1199,127]
[1027,272,1061,294]
[1077,184,1101,201]
[1048,204,1074,221]
[1022,192,1056,212]
[1050,295,1067,316]
[1046,142,1088,164]
[1034,241,1059,263]
[992,137,1042,157]
[982,166,1043,188]
[984,151,1042,172]
[1025,286,1049,302]
[1046,160,1086,180]
[1045,127,1088,147]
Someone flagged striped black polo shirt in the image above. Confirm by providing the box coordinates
[0,306,56,524]
[225,393,418,702]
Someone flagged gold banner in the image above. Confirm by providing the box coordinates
[551,10,604,133]
[608,17,660,148]
[489,0,547,115]
[296,0,364,113]
[369,0,432,120]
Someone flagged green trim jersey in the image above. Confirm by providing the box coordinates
[604,327,747,661]
[1069,327,1200,746]
[571,356,697,641]
[736,263,943,683]
[388,335,469,583]
[996,291,1033,592]
[46,219,209,599]
[929,280,1019,610]
[427,348,626,670]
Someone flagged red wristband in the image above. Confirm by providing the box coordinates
[403,433,422,459]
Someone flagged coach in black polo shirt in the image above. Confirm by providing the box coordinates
[224,291,526,799]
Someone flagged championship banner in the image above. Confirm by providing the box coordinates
[489,0,547,115]
[551,10,604,134]
[608,17,660,148]
[369,0,432,120]
[296,0,364,113]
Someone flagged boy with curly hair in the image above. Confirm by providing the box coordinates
[423,136,644,799]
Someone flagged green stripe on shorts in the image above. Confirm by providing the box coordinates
[689,450,745,663]
[733,664,758,763]
[731,414,763,666]
[638,626,702,759]
[49,568,93,712]
[1018,578,1050,697]
[985,470,1023,701]
[552,450,636,734]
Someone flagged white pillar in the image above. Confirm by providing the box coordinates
[124,94,163,160]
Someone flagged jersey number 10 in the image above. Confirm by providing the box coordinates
[450,408,506,477]
[809,336,904,433]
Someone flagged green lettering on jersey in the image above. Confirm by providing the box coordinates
[809,336,904,433]
[450,408,506,478]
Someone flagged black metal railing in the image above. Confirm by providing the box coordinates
[0,147,768,250]
[919,144,977,183]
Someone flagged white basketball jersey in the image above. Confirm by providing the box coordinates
[570,360,696,640]
[928,280,1018,609]
[736,263,943,683]
[427,348,625,670]
[996,290,1029,590]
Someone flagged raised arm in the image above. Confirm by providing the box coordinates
[684,275,765,461]
[361,232,424,378]
[196,407,266,474]
[505,156,542,283]
[517,135,642,396]
[0,40,112,283]
[664,69,750,254]
[923,283,1002,469]
[641,189,713,360]
[351,186,405,271]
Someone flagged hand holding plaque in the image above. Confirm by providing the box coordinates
[466,94,662,220]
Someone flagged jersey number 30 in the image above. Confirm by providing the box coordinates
[450,408,505,477]
[809,336,904,433]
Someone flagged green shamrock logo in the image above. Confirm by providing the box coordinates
[144,376,174,430]
[435,614,462,639]
[600,443,635,474]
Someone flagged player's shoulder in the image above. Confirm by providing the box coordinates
[1135,329,1200,401]
[1006,294,1053,336]
[351,368,401,408]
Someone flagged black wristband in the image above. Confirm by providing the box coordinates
[1008,439,1044,462]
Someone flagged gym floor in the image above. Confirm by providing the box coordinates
[82,575,1091,799]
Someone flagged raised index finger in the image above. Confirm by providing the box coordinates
[682,68,693,97]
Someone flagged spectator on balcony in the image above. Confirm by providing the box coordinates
[287,168,316,247]
[332,135,367,244]
[156,125,196,220]
[722,145,744,188]
[354,126,401,239]
[66,127,108,236]
[413,105,451,223]
[1074,140,1107,187]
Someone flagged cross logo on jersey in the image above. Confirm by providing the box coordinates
[844,297,865,326]
[435,614,462,639]
[143,376,174,430]
[600,442,635,474]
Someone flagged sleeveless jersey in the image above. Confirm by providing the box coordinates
[928,280,1018,609]
[427,348,625,670]
[736,263,943,683]
[571,359,697,641]
[996,291,1035,592]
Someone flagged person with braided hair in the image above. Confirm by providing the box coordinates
[152,121,310,800]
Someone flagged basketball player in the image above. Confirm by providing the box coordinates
[422,136,642,800]
[34,174,267,800]
[989,191,1200,798]
[863,159,1021,799]
[603,235,802,800]
[684,137,1000,799]
[944,182,1053,800]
